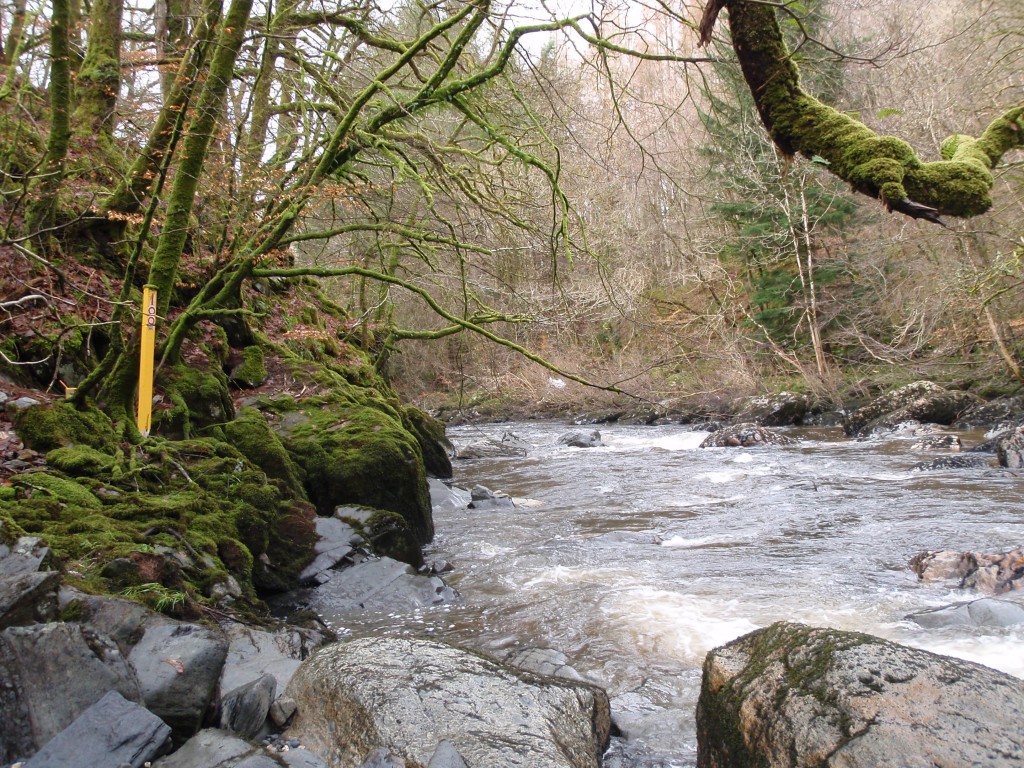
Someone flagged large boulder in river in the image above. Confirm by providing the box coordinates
[284,636,611,768]
[696,622,1024,768]
[842,381,976,437]
[699,423,796,448]
[996,423,1024,468]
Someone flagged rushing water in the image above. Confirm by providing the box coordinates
[339,422,1024,767]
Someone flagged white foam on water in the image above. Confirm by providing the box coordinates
[731,453,755,464]
[697,469,748,484]
[602,587,760,663]
[900,633,1024,678]
[602,431,709,452]
[660,534,746,549]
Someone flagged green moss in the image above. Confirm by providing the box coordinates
[223,408,305,499]
[402,406,453,480]
[11,472,102,509]
[281,397,433,544]
[231,345,268,388]
[12,401,117,453]
[46,445,117,477]
[154,362,235,439]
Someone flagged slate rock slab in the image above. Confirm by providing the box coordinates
[908,597,1024,628]
[23,690,171,768]
[0,570,59,629]
[0,623,142,763]
[153,728,280,768]
[305,556,457,622]
[128,619,228,738]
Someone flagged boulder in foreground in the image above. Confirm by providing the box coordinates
[697,621,1024,768]
[285,636,611,768]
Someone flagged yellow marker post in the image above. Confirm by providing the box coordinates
[137,285,158,437]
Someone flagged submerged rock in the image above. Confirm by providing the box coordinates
[908,597,1024,628]
[697,622,1024,768]
[455,431,530,459]
[699,422,796,448]
[910,454,994,471]
[285,636,611,768]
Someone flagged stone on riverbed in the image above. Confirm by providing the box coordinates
[842,380,976,437]
[285,636,612,768]
[699,422,795,448]
[697,622,1024,768]
[454,431,530,459]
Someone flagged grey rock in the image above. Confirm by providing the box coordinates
[697,622,1024,768]
[359,749,405,768]
[0,571,59,629]
[334,505,375,527]
[557,430,603,448]
[0,536,51,577]
[221,673,277,739]
[0,623,142,763]
[304,556,457,622]
[997,424,1024,468]
[910,433,961,451]
[128,619,228,738]
[428,479,470,515]
[908,597,1024,628]
[427,741,468,768]
[152,728,276,768]
[269,695,297,727]
[285,636,611,768]
[455,432,529,459]
[699,422,796,448]
[23,690,170,768]
[279,748,330,768]
[842,381,976,437]
[299,517,356,584]
[57,587,154,655]
[220,624,322,703]
[506,646,586,682]
[954,397,1024,430]
[11,396,41,409]
[737,391,813,427]
[467,485,514,510]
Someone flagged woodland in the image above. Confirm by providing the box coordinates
[0,0,1023,422]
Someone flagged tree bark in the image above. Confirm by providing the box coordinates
[72,0,124,139]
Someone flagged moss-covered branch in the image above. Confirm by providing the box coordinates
[699,0,1024,223]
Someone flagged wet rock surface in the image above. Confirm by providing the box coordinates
[911,548,1024,594]
[697,622,1024,768]
[843,381,976,437]
[285,636,611,768]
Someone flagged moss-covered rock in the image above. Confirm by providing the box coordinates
[224,408,305,500]
[45,445,117,477]
[11,401,117,453]
[154,362,235,439]
[274,394,433,545]
[10,471,103,509]
[403,406,454,480]
[364,509,423,568]
[229,345,268,389]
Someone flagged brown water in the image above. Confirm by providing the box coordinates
[338,422,1024,767]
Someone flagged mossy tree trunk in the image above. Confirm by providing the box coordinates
[71,0,123,140]
[2,0,28,66]
[145,0,254,320]
[24,0,72,243]
[698,0,1024,223]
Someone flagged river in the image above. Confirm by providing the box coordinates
[341,421,1024,767]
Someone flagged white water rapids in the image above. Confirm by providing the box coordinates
[338,422,1024,767]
